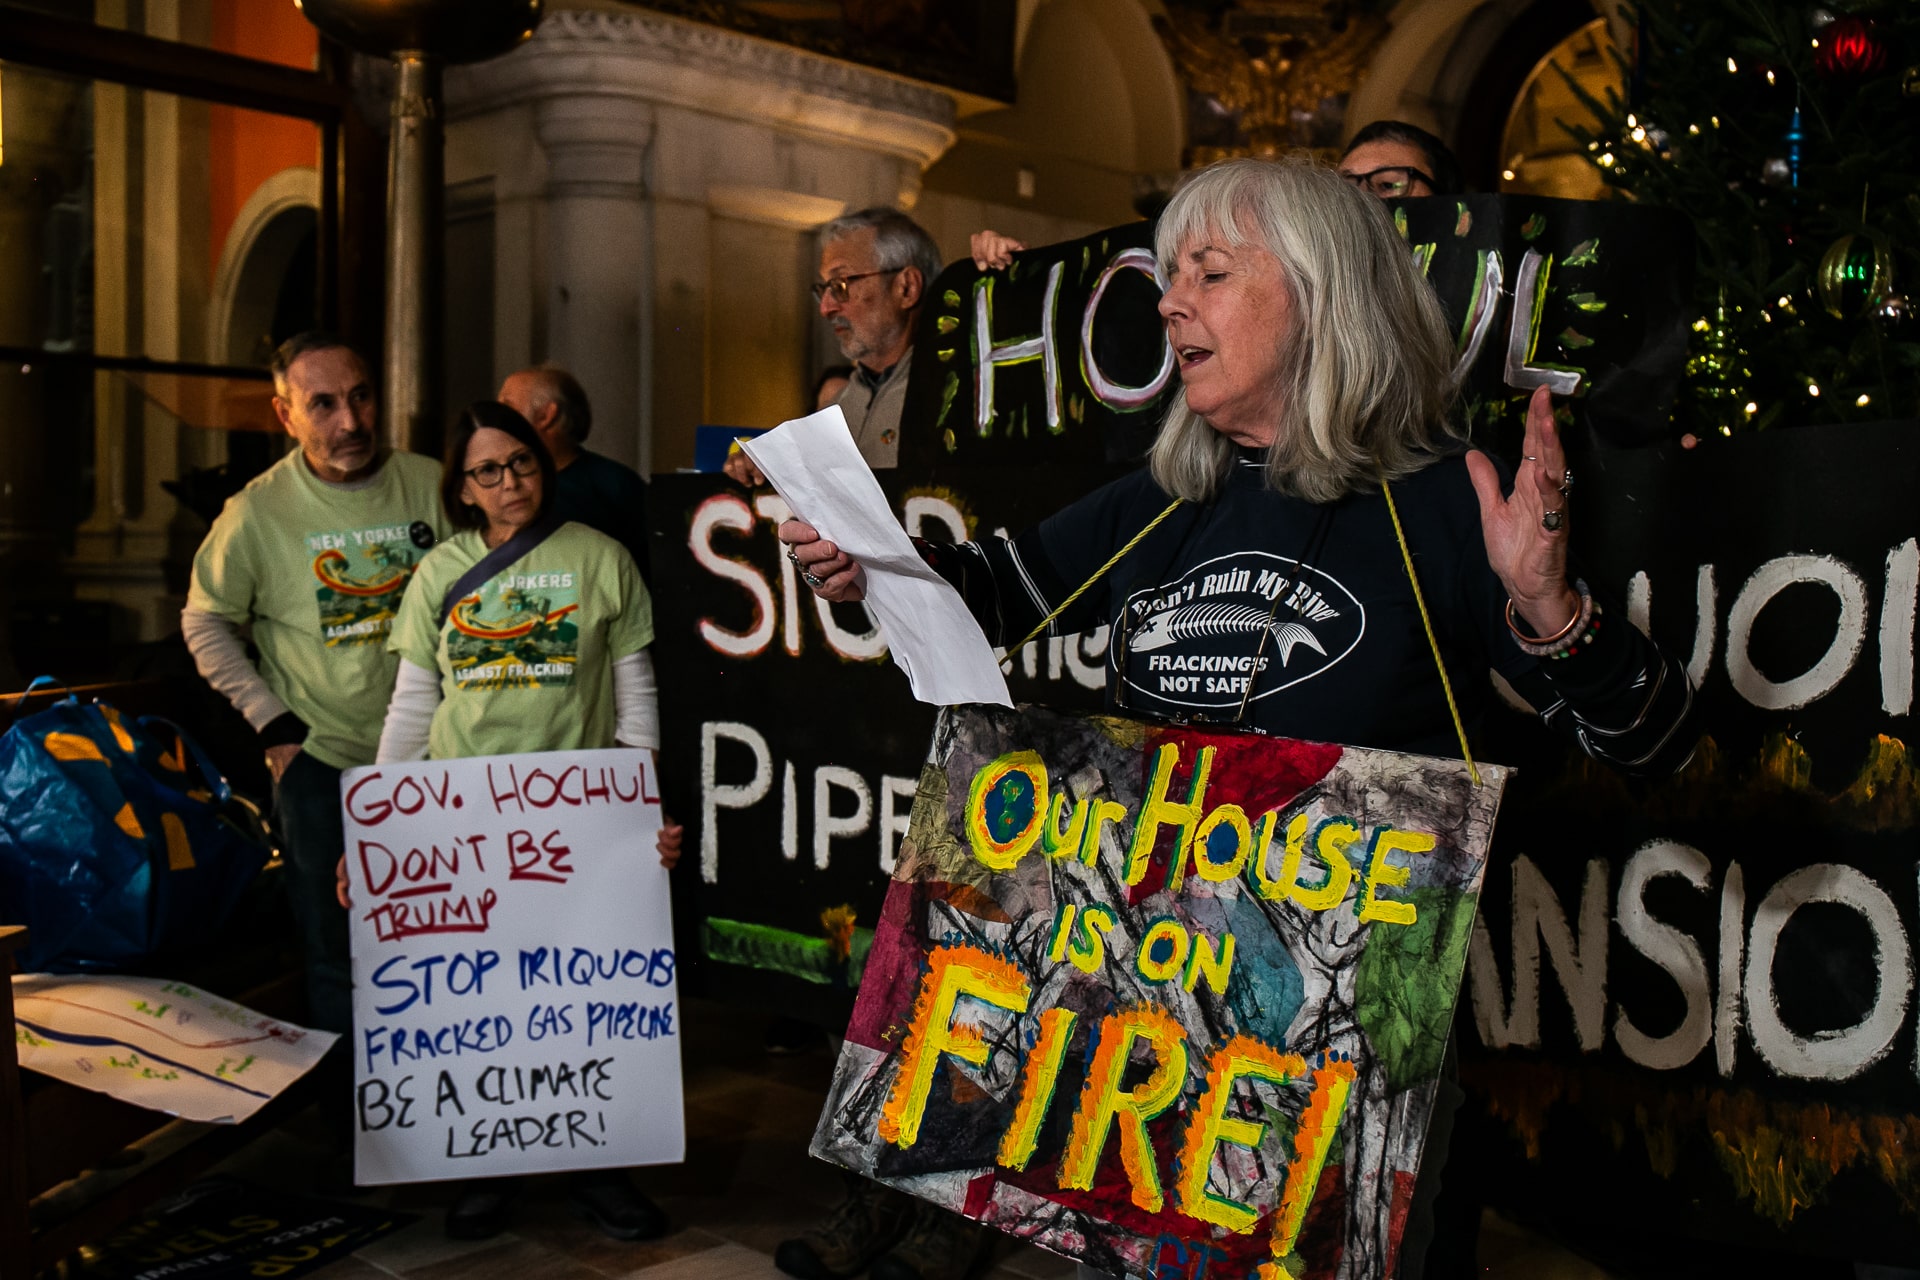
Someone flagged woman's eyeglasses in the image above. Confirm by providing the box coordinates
[1341,165,1435,198]
[810,267,903,303]
[465,451,539,488]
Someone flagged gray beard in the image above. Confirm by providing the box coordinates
[834,317,907,366]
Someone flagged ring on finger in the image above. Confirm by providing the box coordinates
[1541,509,1565,532]
[786,548,802,567]
[802,571,826,588]
[1558,466,1573,496]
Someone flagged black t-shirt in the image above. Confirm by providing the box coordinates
[925,452,1694,772]
[553,449,650,579]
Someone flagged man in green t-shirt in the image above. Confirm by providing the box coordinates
[182,332,448,1036]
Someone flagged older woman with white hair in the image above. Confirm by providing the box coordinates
[783,158,1695,1278]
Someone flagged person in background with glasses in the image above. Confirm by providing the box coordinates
[1338,118,1463,198]
[725,207,942,486]
[782,159,1695,1280]
[350,400,677,1243]
[966,121,1462,276]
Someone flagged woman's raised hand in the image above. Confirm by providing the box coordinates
[780,519,865,603]
[1465,386,1581,639]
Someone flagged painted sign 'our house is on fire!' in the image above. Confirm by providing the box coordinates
[812,706,1508,1280]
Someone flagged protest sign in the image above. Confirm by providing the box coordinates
[899,222,1174,470]
[1391,194,1692,448]
[811,704,1508,1280]
[339,748,681,1185]
[1459,420,1920,1261]
[900,199,1690,473]
[12,974,335,1124]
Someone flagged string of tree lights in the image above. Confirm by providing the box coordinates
[1562,2,1920,435]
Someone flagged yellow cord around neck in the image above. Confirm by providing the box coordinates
[1381,479,1481,785]
[1002,498,1186,664]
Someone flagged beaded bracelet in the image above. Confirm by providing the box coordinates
[1506,579,1597,659]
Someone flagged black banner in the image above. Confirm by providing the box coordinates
[900,198,1693,472]
[1395,194,1693,449]
[1462,422,1920,1263]
[900,222,1173,469]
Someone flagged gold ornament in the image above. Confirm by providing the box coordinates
[1155,2,1387,164]
[1817,234,1895,318]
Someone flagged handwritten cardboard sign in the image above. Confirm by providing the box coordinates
[13,973,336,1124]
[339,748,682,1185]
[812,705,1507,1280]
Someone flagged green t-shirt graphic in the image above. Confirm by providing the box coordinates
[188,449,448,770]
[389,522,654,760]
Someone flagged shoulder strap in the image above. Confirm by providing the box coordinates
[1001,498,1185,665]
[1380,479,1481,785]
[437,514,562,629]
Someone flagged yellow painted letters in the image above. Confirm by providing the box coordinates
[1060,1006,1189,1212]
[1174,1036,1307,1232]
[997,1006,1079,1170]
[1358,828,1433,925]
[1124,743,1216,890]
[877,944,1031,1148]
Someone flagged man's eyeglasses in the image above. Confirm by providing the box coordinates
[1341,165,1436,198]
[810,267,903,303]
[465,451,539,488]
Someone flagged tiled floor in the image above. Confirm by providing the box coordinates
[212,1000,1612,1280]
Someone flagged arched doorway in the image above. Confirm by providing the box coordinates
[1497,17,1621,198]
[211,171,319,485]
[220,204,313,482]
[1450,0,1608,191]
[219,203,316,368]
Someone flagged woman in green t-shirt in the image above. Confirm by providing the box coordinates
[379,401,658,762]
[366,401,674,1242]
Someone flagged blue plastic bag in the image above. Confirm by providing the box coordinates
[0,682,271,972]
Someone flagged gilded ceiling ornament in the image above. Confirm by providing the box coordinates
[1155,1,1388,166]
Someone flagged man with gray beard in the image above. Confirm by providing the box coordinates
[726,208,941,485]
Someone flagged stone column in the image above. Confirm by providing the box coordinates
[533,95,653,473]
[445,7,957,472]
[386,53,445,455]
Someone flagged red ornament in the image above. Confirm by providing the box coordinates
[1816,16,1888,79]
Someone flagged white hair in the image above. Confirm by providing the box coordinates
[819,207,943,288]
[1148,158,1460,505]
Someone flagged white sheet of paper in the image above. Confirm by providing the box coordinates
[12,974,337,1124]
[741,408,1012,707]
[341,748,683,1185]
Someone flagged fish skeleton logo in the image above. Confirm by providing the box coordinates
[1118,551,1364,712]
[308,525,418,647]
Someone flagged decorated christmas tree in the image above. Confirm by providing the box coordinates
[1565,1,1920,435]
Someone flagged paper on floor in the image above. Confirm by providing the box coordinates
[741,408,1012,707]
[13,973,336,1124]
